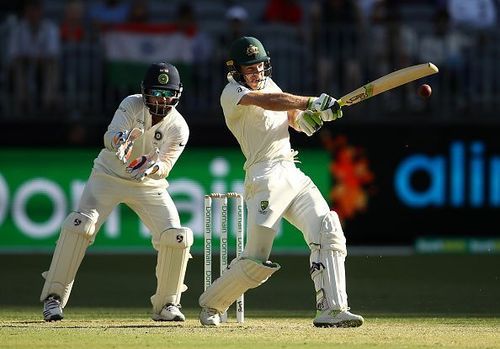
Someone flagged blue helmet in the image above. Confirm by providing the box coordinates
[141,62,183,117]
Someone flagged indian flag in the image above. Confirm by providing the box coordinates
[103,23,196,88]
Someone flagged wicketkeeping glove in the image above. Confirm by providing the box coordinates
[296,110,323,137]
[113,127,144,163]
[307,93,343,121]
[126,148,160,181]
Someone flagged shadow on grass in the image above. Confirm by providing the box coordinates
[1,254,498,316]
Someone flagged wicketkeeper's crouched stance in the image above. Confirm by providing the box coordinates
[199,37,364,328]
[40,62,192,322]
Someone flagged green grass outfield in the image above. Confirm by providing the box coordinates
[1,308,498,349]
[0,254,499,348]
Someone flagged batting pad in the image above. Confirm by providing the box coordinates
[40,211,98,307]
[309,212,348,312]
[199,258,281,313]
[150,227,193,313]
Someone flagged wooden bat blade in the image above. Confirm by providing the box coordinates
[338,62,439,107]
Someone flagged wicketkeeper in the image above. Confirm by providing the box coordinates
[198,37,364,327]
[40,62,193,322]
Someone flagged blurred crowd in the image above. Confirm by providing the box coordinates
[0,0,499,125]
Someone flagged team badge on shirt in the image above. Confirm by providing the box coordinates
[258,200,269,214]
[154,131,162,140]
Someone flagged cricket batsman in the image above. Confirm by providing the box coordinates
[199,37,364,327]
[40,62,192,322]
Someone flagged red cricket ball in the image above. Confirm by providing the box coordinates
[418,84,432,98]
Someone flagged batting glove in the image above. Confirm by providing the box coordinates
[126,148,160,181]
[114,128,144,163]
[296,110,323,137]
[307,93,343,121]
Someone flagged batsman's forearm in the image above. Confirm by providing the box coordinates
[241,92,310,111]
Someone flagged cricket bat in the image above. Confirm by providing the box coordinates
[338,63,439,107]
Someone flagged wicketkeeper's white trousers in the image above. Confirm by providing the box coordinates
[79,170,181,239]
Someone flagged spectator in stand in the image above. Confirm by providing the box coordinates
[445,0,498,30]
[367,1,417,73]
[88,0,130,38]
[417,8,470,110]
[264,0,305,44]
[175,2,214,108]
[310,0,363,93]
[175,2,197,37]
[0,3,23,26]
[6,0,60,115]
[226,5,249,40]
[59,0,88,118]
[60,0,86,43]
[218,5,251,55]
[312,0,362,25]
[364,1,418,110]
[465,25,499,112]
[354,0,382,26]
[128,0,150,23]
[264,0,303,25]
[212,5,252,106]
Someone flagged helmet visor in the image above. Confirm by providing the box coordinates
[149,89,178,98]
[143,88,180,117]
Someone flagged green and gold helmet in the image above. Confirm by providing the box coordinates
[226,36,272,86]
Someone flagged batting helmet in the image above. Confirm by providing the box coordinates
[226,36,272,87]
[141,62,183,117]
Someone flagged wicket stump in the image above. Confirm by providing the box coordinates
[204,192,245,323]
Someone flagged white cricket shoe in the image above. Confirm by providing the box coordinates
[199,307,221,326]
[313,309,364,328]
[152,304,186,322]
[43,295,63,322]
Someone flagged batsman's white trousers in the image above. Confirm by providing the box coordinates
[243,159,346,260]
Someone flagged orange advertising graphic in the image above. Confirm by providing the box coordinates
[321,132,375,221]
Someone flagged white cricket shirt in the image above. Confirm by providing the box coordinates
[93,94,189,186]
[220,77,293,170]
